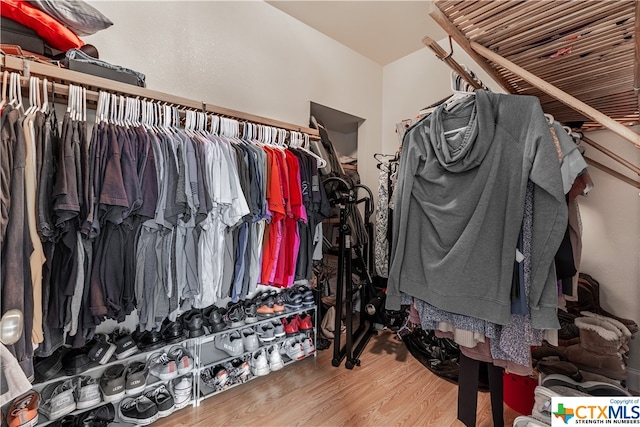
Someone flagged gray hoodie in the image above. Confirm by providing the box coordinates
[386,90,567,330]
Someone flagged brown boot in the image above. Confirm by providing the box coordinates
[566,274,638,335]
[580,311,631,356]
[565,317,627,381]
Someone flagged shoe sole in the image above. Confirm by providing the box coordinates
[157,406,175,418]
[116,347,139,360]
[118,409,159,426]
[125,384,147,396]
[96,344,117,365]
[151,371,179,381]
[251,366,270,376]
[42,405,76,421]
[269,362,284,371]
[76,397,103,410]
[173,398,191,410]
[178,366,193,376]
[102,391,126,403]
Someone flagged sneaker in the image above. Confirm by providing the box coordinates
[110,328,139,360]
[148,352,178,381]
[125,361,149,395]
[75,403,115,427]
[99,364,126,403]
[39,380,76,420]
[229,358,253,384]
[282,338,305,361]
[144,384,174,418]
[300,335,316,357]
[171,375,193,410]
[73,375,102,410]
[181,309,205,338]
[118,395,159,425]
[256,296,275,318]
[201,365,229,391]
[160,318,185,344]
[203,304,226,333]
[282,316,299,336]
[296,285,315,306]
[273,293,286,314]
[34,346,66,383]
[214,331,244,357]
[255,323,275,343]
[297,313,314,332]
[7,390,39,427]
[134,328,165,352]
[87,334,116,365]
[268,344,284,371]
[222,302,245,328]
[62,347,94,376]
[243,300,258,324]
[271,319,285,338]
[168,345,194,375]
[241,328,260,352]
[283,289,303,310]
[250,349,270,376]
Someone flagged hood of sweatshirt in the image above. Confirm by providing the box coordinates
[429,90,496,173]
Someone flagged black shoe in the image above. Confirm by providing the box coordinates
[182,309,205,338]
[100,364,127,403]
[223,302,245,328]
[243,300,258,324]
[203,305,226,334]
[75,403,116,426]
[161,318,185,344]
[135,328,165,352]
[34,346,67,382]
[87,334,117,365]
[118,395,159,425]
[110,328,139,360]
[62,347,94,376]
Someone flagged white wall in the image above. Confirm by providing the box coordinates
[83,0,383,200]
[382,41,640,391]
[381,40,504,154]
[578,127,640,391]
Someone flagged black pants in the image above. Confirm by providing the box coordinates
[457,352,504,427]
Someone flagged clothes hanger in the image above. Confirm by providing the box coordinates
[0,71,8,110]
[40,78,48,114]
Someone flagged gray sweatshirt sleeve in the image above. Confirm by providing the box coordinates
[386,123,424,310]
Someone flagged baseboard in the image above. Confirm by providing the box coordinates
[627,367,639,395]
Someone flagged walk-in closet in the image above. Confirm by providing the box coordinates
[1,1,638,426]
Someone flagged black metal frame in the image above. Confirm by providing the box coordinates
[323,177,377,369]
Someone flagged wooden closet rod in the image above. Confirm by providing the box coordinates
[1,56,319,137]
[581,135,640,176]
[585,157,640,189]
[469,42,640,149]
[422,36,482,90]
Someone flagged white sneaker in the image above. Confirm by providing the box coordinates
[282,338,305,361]
[251,349,270,376]
[300,335,315,357]
[268,344,284,371]
[171,375,193,410]
[241,328,260,352]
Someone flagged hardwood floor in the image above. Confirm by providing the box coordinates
[154,329,521,427]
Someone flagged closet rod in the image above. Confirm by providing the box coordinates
[428,6,514,93]
[585,157,640,189]
[469,42,640,149]
[422,36,482,90]
[1,55,319,137]
[581,135,640,176]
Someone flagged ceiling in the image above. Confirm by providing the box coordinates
[266,1,447,65]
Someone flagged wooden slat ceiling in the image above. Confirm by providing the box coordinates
[435,0,639,130]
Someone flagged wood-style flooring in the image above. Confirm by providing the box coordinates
[154,329,521,427]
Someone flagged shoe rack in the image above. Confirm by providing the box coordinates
[194,305,318,406]
[25,305,317,425]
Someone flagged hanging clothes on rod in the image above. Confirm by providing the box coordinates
[0,63,328,381]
